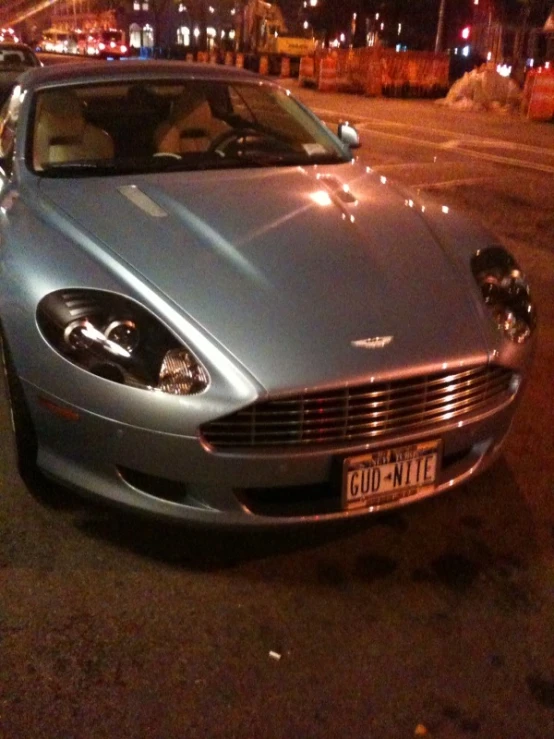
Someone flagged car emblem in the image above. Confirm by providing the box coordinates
[351,336,394,349]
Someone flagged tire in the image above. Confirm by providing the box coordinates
[0,330,39,481]
[0,328,77,510]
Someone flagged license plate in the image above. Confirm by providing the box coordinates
[342,440,440,511]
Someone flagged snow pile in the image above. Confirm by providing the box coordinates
[438,64,522,113]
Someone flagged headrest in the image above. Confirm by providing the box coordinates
[38,91,86,139]
[170,88,210,122]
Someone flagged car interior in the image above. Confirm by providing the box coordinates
[33,89,115,168]
[31,82,237,168]
[153,87,229,154]
[28,79,339,173]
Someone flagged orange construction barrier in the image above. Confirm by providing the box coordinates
[235,53,244,69]
[336,50,352,91]
[299,55,316,86]
[318,54,337,92]
[197,51,209,63]
[364,53,382,96]
[523,68,554,121]
[259,54,269,76]
[224,51,234,66]
[280,56,291,78]
[310,49,447,98]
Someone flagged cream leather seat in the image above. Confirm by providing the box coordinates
[154,88,228,155]
[33,90,114,169]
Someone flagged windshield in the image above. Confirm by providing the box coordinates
[29,79,350,176]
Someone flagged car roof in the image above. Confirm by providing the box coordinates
[0,42,35,51]
[18,59,264,91]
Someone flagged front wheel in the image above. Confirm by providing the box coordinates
[0,331,38,481]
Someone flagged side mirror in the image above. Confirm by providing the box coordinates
[338,122,361,149]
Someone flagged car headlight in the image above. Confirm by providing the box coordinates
[37,289,209,394]
[471,246,536,344]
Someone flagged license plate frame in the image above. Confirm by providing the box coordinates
[342,439,441,511]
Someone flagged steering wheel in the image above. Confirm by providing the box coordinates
[208,127,271,156]
[152,151,182,160]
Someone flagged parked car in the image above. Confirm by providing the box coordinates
[0,61,536,526]
[0,42,41,106]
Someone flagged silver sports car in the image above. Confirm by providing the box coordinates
[0,61,536,525]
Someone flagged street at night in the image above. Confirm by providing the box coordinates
[1,72,553,737]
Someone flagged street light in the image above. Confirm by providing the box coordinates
[435,0,446,53]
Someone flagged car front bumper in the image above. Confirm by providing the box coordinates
[27,380,519,527]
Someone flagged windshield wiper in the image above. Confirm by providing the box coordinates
[39,150,349,177]
[40,160,120,177]
[38,159,144,177]
[146,151,348,172]
[216,151,347,167]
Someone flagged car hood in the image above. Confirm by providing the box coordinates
[37,162,489,391]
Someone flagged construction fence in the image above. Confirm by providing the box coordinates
[145,45,303,78]
[299,48,450,98]
[147,45,450,99]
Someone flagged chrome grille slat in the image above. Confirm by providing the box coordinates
[241,373,508,413]
[201,366,515,450]
[208,392,501,441]
[243,379,509,424]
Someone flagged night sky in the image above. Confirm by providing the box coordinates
[279,0,471,49]
[278,0,553,48]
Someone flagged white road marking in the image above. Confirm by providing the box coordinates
[313,106,554,175]
[436,145,554,174]
[315,105,553,153]
[413,176,495,190]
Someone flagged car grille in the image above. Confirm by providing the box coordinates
[201,365,516,451]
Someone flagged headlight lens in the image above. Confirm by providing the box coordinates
[471,247,536,344]
[37,289,209,394]
[159,348,209,395]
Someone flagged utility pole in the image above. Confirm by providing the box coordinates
[435,0,446,53]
